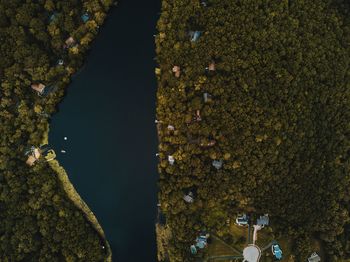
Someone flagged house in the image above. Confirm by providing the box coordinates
[257,214,269,227]
[31,83,57,97]
[195,234,209,249]
[172,66,181,78]
[203,92,212,103]
[190,31,201,42]
[194,110,201,121]
[64,37,76,48]
[235,214,249,226]
[201,0,207,6]
[183,192,194,203]
[190,245,197,254]
[25,147,41,166]
[208,62,215,71]
[272,244,283,260]
[168,155,175,165]
[49,12,58,22]
[31,83,46,96]
[81,13,90,23]
[212,160,223,170]
[308,252,321,262]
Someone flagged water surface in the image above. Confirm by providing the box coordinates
[49,1,160,261]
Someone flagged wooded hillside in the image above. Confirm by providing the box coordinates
[156,0,350,261]
[0,0,114,261]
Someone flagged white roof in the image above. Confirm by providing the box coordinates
[168,155,175,165]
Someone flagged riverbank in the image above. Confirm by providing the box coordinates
[49,159,112,261]
[42,122,112,261]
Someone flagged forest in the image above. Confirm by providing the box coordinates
[155,0,350,261]
[0,0,114,261]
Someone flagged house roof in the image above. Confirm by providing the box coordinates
[49,12,58,22]
[31,83,45,94]
[81,13,90,23]
[308,253,321,262]
[203,92,212,103]
[190,245,197,254]
[168,155,175,165]
[212,160,223,169]
[208,62,215,71]
[172,66,181,77]
[33,148,40,159]
[257,215,269,226]
[196,236,207,249]
[26,148,41,166]
[26,155,37,166]
[183,194,194,203]
[65,37,76,47]
[190,31,201,42]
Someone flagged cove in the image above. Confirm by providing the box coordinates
[49,1,161,261]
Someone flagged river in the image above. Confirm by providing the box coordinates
[49,1,160,261]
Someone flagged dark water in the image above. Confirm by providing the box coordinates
[49,1,160,261]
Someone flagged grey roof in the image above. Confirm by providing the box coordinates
[203,93,212,103]
[308,253,321,262]
[183,194,194,203]
[257,215,269,226]
[212,160,223,170]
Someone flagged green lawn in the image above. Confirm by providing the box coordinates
[206,223,296,261]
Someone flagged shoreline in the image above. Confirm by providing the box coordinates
[38,5,119,260]
[42,124,112,261]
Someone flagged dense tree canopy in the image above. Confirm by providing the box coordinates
[0,0,113,261]
[156,0,350,261]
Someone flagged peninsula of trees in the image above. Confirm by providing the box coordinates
[155,0,350,261]
[0,0,114,261]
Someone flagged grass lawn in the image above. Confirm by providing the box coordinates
[206,237,239,257]
[229,224,249,251]
[205,221,297,262]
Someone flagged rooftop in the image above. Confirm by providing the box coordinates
[81,13,90,23]
[26,148,41,166]
[308,252,321,262]
[256,215,269,226]
[172,66,181,78]
[212,160,223,170]
[31,83,46,95]
[183,192,194,203]
[190,31,201,42]
[208,62,215,71]
[49,12,58,22]
[203,92,212,103]
[65,37,76,48]
[168,155,175,165]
